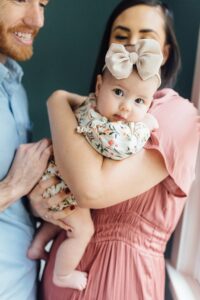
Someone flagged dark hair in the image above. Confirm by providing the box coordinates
[90,0,181,91]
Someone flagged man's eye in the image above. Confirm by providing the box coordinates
[135,98,145,104]
[113,89,124,96]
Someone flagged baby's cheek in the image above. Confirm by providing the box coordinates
[133,108,146,122]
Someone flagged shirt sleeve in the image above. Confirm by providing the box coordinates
[144,97,199,197]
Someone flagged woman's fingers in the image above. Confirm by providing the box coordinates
[42,210,73,231]
[45,190,70,208]
[29,177,74,231]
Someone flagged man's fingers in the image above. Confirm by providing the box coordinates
[35,138,51,151]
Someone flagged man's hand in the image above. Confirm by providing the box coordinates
[0,139,52,212]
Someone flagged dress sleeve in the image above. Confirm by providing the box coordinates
[144,97,199,197]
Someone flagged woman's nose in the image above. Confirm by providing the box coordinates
[125,36,138,48]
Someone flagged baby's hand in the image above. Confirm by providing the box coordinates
[47,90,86,110]
[142,113,159,131]
[66,91,86,109]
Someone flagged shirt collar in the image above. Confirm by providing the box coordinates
[0,57,24,84]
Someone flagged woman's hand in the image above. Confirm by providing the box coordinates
[28,177,73,231]
[0,139,52,212]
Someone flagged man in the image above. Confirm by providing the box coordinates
[0,1,51,299]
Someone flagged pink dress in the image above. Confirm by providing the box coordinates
[41,89,199,300]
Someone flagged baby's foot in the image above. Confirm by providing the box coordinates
[53,270,88,290]
[27,244,48,260]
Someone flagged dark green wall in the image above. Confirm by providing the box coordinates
[21,0,200,141]
[166,0,200,99]
[22,0,120,141]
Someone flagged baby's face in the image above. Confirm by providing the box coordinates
[95,70,158,123]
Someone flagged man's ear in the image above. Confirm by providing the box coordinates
[95,74,103,97]
[162,44,170,65]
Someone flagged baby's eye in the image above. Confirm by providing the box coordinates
[135,98,145,104]
[113,88,124,97]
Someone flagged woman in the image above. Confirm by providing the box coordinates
[90,0,181,91]
[34,1,199,299]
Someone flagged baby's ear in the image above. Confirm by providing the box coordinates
[95,74,103,96]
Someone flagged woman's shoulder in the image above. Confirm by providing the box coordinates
[148,87,199,156]
[150,88,198,125]
[152,88,197,112]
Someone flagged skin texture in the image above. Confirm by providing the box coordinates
[0,0,48,62]
[28,67,159,275]
[29,92,86,224]
[29,4,199,220]
[109,5,170,65]
[0,0,52,213]
[43,6,171,209]
[46,90,168,209]
[0,140,52,212]
[95,70,158,123]
[29,5,171,219]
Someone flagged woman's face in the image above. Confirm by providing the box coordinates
[109,5,170,65]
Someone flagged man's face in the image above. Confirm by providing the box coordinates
[0,0,49,62]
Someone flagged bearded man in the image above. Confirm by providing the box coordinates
[0,1,52,299]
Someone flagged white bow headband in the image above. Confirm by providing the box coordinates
[104,39,163,86]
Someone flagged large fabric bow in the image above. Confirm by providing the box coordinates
[105,39,163,84]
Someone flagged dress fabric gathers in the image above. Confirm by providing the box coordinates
[40,89,199,300]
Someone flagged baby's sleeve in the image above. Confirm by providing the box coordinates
[144,98,199,197]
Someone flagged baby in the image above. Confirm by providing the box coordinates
[28,39,163,290]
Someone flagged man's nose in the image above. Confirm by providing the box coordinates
[23,4,44,29]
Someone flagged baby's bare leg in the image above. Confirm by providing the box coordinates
[27,222,61,260]
[53,207,94,290]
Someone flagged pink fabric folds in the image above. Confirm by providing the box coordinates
[41,88,199,300]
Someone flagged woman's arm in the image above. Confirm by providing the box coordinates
[47,90,168,209]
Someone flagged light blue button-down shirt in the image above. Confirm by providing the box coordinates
[0,58,37,300]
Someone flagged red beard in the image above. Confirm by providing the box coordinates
[0,23,39,61]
